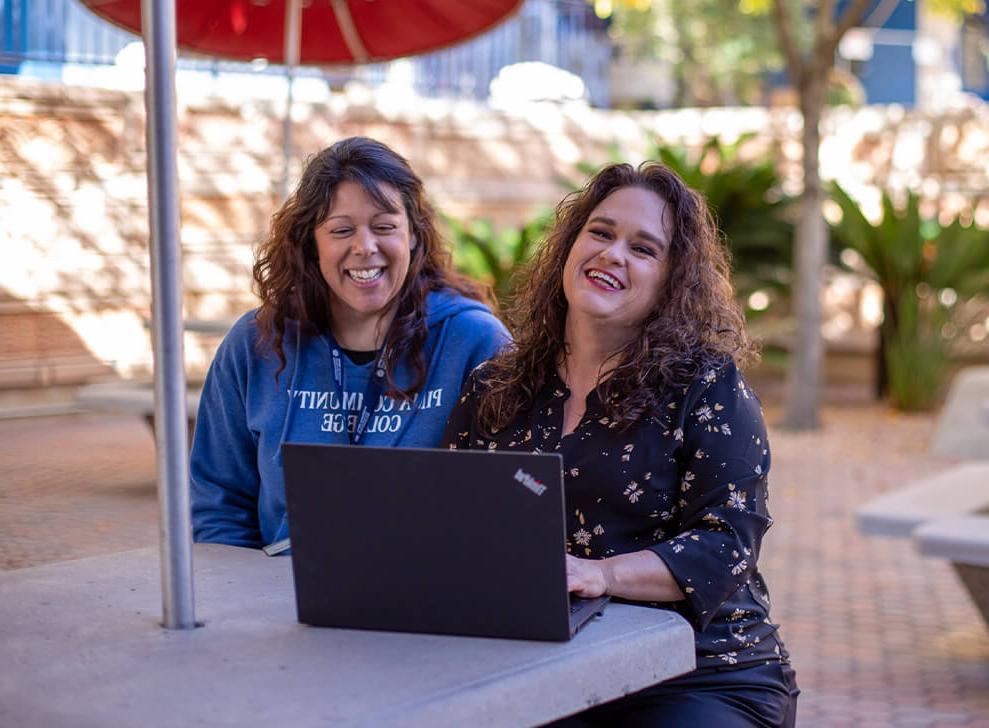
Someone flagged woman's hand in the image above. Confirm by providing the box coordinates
[567,550,686,603]
[566,554,611,598]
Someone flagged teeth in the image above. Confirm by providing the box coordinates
[347,268,383,282]
[587,270,622,289]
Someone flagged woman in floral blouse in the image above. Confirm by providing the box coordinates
[442,162,798,726]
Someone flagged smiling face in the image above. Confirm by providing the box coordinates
[314,180,415,348]
[562,185,672,339]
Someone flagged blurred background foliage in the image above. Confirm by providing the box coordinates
[593,0,869,108]
[831,182,989,410]
[595,0,984,109]
[601,0,790,107]
[444,211,552,307]
[645,135,795,315]
[446,139,989,411]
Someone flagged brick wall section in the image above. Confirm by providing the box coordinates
[0,307,109,386]
[3,76,989,392]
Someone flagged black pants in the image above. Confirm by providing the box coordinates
[544,661,799,728]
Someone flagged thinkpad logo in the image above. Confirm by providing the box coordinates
[514,468,547,496]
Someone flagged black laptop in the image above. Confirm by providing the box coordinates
[280,443,609,641]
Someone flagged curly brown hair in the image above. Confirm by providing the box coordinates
[475,161,756,433]
[253,136,488,398]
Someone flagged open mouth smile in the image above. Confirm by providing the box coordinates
[346,267,385,284]
[585,268,625,290]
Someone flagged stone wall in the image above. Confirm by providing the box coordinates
[3,76,989,398]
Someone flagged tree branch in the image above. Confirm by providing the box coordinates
[815,0,838,50]
[771,0,805,87]
[820,0,874,69]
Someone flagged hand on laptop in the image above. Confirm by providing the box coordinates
[567,551,686,603]
[566,554,610,598]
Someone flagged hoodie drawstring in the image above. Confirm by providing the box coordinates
[274,322,304,465]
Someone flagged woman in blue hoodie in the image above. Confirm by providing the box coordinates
[191,137,509,551]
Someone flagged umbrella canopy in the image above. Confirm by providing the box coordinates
[80,0,524,65]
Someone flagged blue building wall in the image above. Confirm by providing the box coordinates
[766,1,921,106]
[1,0,134,70]
[857,44,916,104]
[960,12,989,99]
[839,0,918,106]
[0,0,27,73]
[874,0,916,30]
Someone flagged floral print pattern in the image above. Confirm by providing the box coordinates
[442,360,789,671]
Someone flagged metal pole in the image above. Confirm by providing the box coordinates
[142,0,195,630]
[281,0,302,199]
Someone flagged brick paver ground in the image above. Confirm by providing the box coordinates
[1,396,987,726]
[760,401,989,727]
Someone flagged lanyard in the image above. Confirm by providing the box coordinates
[330,344,389,445]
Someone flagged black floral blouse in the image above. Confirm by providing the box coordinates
[442,359,790,671]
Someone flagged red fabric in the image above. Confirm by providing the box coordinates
[79,0,524,64]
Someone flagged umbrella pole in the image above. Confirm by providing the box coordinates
[142,0,196,629]
[281,0,302,200]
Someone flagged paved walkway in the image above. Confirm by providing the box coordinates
[760,402,989,727]
[1,401,987,726]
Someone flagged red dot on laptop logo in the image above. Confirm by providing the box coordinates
[514,468,547,496]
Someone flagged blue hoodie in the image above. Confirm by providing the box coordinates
[190,289,509,549]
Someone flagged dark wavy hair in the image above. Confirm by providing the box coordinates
[475,161,756,433]
[253,136,488,398]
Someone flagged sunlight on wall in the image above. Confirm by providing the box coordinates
[67,311,150,377]
[5,78,989,393]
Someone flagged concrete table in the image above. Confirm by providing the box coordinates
[915,515,989,627]
[0,544,695,728]
[931,366,989,460]
[855,463,989,538]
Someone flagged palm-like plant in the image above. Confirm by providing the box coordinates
[831,182,989,410]
[444,211,551,310]
[650,135,795,307]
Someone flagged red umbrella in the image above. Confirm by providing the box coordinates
[79,0,524,65]
[83,0,524,197]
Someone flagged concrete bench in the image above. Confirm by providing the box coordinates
[142,317,234,336]
[75,381,202,439]
[856,463,989,630]
[855,463,989,538]
[915,515,989,627]
[931,366,989,460]
[857,365,989,627]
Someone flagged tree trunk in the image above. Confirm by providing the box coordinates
[782,72,828,430]
[875,298,896,399]
[876,316,888,399]
[672,0,695,107]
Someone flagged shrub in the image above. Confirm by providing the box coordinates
[830,182,989,410]
[444,211,551,310]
